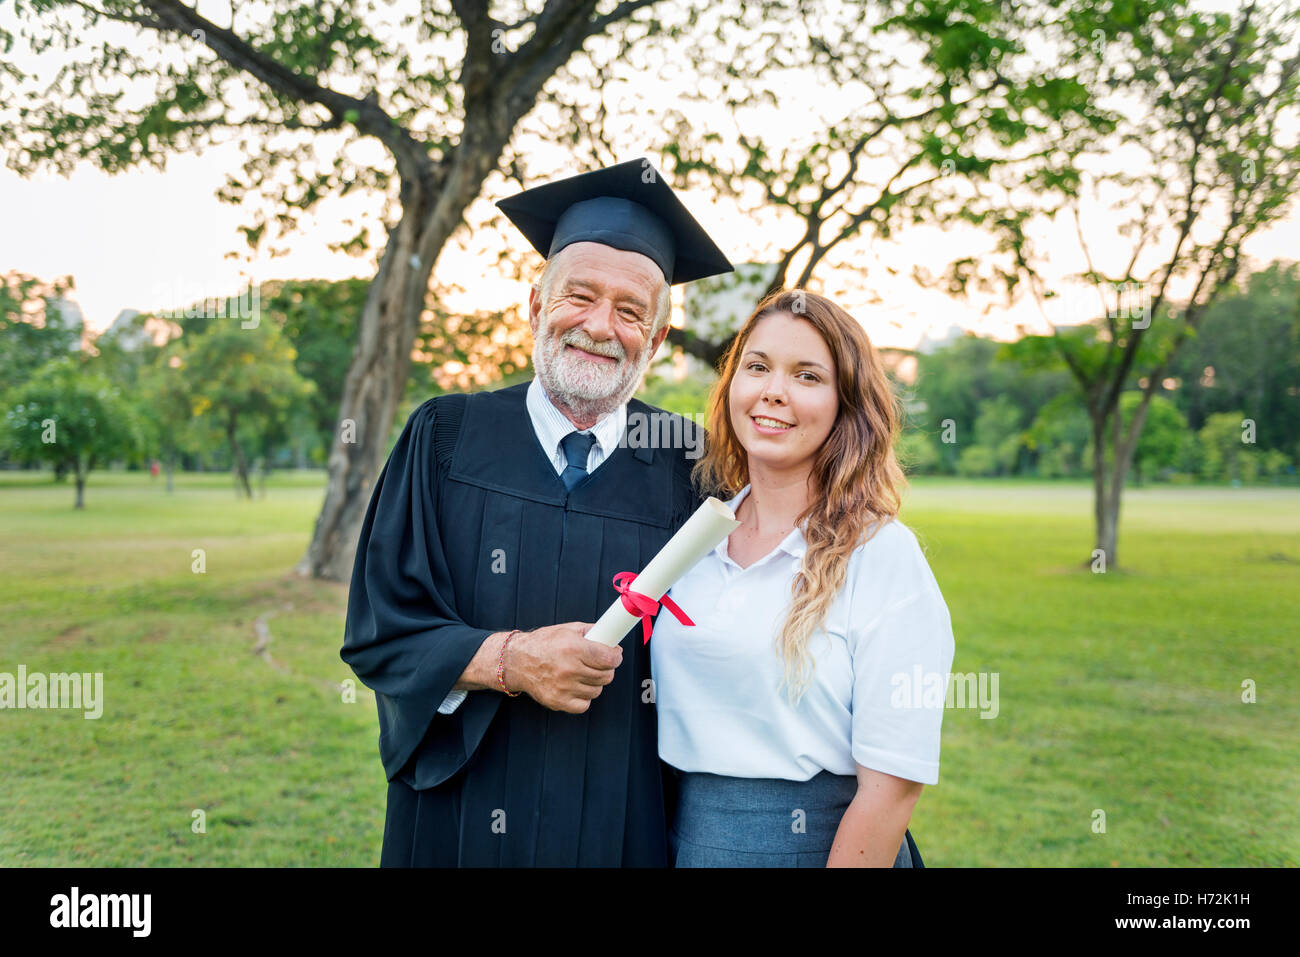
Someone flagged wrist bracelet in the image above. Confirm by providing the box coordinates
[497,630,523,697]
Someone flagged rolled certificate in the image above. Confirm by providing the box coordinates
[585,496,741,646]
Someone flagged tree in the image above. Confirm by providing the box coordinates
[896,427,942,474]
[0,271,81,429]
[1198,410,1260,482]
[262,278,369,462]
[1024,392,1093,478]
[3,0,704,579]
[907,333,1069,474]
[955,443,998,478]
[1,355,144,507]
[1120,391,1189,484]
[634,0,1110,366]
[911,336,1002,473]
[89,310,167,396]
[940,0,1300,567]
[177,316,315,498]
[1167,261,1300,462]
[971,395,1025,476]
[135,344,195,493]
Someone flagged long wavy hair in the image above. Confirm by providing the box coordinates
[693,289,908,703]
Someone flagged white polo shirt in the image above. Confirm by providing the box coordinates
[650,484,955,785]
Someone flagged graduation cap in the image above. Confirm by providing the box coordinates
[495,158,734,285]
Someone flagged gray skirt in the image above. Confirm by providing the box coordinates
[669,770,919,868]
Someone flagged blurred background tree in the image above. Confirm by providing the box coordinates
[1,354,144,507]
[175,314,315,498]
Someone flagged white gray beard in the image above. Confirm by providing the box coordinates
[532,325,650,422]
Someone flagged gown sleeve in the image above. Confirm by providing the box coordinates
[341,397,495,784]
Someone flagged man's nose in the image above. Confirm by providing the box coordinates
[581,298,617,339]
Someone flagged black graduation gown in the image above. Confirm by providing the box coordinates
[341,381,703,866]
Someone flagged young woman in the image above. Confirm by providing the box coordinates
[650,289,956,867]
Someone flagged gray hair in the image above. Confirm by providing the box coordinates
[535,246,671,336]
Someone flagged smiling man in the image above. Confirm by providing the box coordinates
[341,159,732,866]
[529,239,668,428]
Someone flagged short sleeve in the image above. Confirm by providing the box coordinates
[846,529,955,786]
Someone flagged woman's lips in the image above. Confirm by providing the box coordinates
[750,414,794,434]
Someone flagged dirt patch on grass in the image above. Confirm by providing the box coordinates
[139,625,169,643]
[1251,550,1299,564]
[236,572,348,619]
[50,624,95,647]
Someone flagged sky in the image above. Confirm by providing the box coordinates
[2,0,1297,352]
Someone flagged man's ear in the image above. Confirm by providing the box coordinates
[528,285,541,336]
[649,320,671,357]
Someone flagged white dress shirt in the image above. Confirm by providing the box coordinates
[650,484,955,785]
[436,378,628,714]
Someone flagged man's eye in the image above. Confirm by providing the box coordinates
[571,293,592,303]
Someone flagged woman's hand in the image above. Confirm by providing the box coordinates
[826,764,924,867]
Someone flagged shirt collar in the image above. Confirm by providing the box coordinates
[718,484,808,561]
[526,376,628,459]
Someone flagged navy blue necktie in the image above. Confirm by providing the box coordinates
[560,431,597,491]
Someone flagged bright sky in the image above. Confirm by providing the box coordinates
[1,0,1297,351]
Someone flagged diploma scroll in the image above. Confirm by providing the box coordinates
[585,496,741,647]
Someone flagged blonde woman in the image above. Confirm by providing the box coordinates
[650,289,955,867]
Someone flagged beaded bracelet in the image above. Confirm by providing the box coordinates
[497,629,523,697]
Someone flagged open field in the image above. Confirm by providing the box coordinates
[1,469,1296,865]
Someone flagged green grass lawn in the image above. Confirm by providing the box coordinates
[1,469,1296,866]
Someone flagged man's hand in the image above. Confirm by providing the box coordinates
[504,623,622,714]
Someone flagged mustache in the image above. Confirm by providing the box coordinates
[559,328,625,360]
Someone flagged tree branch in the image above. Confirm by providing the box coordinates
[67,0,163,30]
[138,0,434,183]
[589,0,661,36]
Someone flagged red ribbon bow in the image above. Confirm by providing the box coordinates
[611,571,694,645]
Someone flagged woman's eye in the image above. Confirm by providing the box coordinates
[798,371,820,382]
[746,362,767,372]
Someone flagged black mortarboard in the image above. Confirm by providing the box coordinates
[495,158,734,285]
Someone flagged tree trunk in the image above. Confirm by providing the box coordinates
[74,467,85,510]
[1090,414,1115,568]
[228,414,252,499]
[1101,462,1122,570]
[258,450,271,499]
[165,453,175,494]
[1092,391,1158,570]
[295,182,444,581]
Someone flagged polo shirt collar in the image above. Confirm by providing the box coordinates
[720,484,808,561]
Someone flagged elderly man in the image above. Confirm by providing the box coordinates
[342,159,732,866]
